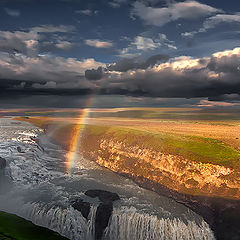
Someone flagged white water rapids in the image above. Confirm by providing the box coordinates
[0,118,215,240]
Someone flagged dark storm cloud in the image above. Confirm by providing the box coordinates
[208,94,240,102]
[0,52,103,88]
[99,48,240,98]
[85,67,103,80]
[0,79,23,89]
[0,92,93,109]
[1,43,240,102]
[207,53,240,74]
[107,54,170,72]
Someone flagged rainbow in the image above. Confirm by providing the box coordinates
[65,96,94,174]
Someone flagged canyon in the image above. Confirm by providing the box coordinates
[17,115,240,239]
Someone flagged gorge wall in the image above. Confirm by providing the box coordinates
[77,129,240,239]
[77,130,240,200]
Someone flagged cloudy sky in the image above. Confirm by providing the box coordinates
[0,0,240,108]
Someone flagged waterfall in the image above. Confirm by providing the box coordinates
[103,207,215,240]
[20,202,88,240]
[18,202,215,240]
[87,205,99,240]
[20,202,102,240]
[0,119,216,240]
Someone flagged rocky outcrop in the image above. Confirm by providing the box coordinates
[0,157,12,194]
[85,189,120,240]
[94,202,113,240]
[72,199,90,219]
[85,189,120,202]
[72,190,120,240]
[0,157,7,170]
[88,138,240,199]
[0,157,6,170]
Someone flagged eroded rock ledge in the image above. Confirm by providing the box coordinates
[72,189,120,240]
[82,137,240,200]
[78,136,240,240]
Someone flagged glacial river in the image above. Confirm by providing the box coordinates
[0,118,215,240]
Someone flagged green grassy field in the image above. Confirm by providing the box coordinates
[6,107,240,121]
[0,211,68,240]
[89,109,240,121]
[85,124,240,168]
[15,116,240,169]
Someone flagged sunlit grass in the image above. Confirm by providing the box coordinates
[85,124,240,168]
[16,116,240,169]
[89,109,240,121]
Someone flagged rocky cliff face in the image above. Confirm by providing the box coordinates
[16,117,240,201]
[81,137,240,200]
[79,135,240,239]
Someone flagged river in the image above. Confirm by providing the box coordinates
[0,118,215,240]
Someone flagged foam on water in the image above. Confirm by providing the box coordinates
[104,207,214,240]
